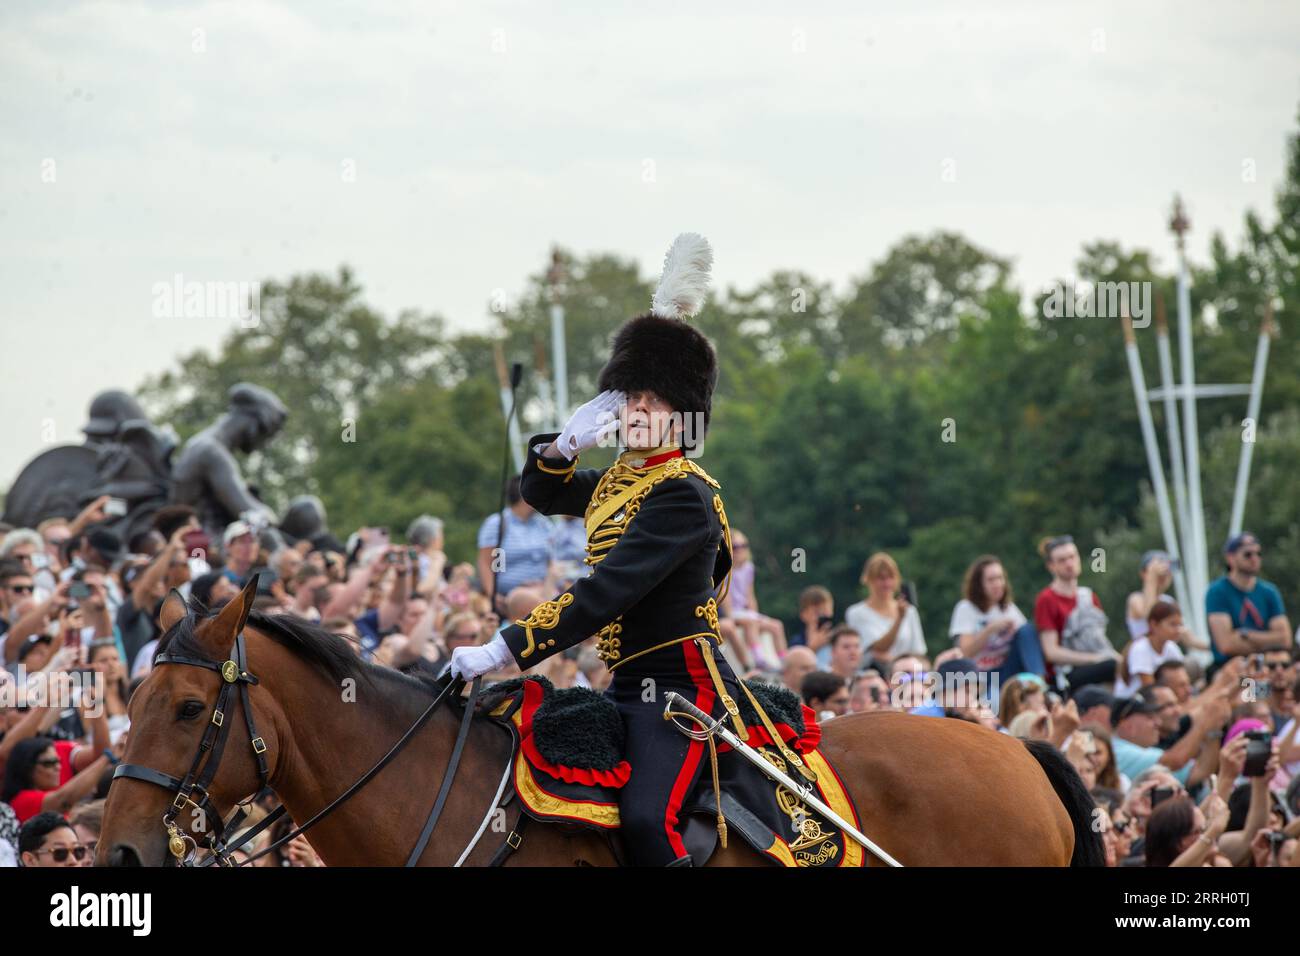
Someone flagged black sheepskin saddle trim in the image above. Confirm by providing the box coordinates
[535,682,625,772]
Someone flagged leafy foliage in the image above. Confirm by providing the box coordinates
[135,107,1300,656]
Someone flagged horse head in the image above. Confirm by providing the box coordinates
[99,575,276,866]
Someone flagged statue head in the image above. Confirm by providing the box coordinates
[83,390,148,442]
[280,495,327,542]
[226,383,288,453]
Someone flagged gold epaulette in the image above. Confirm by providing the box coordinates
[678,458,720,489]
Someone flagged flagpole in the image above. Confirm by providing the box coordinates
[1171,196,1208,643]
[1228,302,1274,536]
[1122,316,1191,614]
[1153,291,1192,598]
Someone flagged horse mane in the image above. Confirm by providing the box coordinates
[157,596,441,719]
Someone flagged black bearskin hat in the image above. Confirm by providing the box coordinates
[596,234,717,447]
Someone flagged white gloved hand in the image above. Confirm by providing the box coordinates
[449,633,514,681]
[553,390,624,461]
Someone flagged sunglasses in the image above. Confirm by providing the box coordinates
[36,845,89,863]
[6,584,34,594]
[1046,535,1074,553]
[1238,549,1262,558]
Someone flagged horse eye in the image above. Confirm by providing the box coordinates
[179,700,204,720]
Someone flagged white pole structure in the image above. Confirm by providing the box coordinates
[1122,316,1191,615]
[546,250,569,428]
[1228,302,1275,536]
[1171,197,1209,643]
[1153,292,1192,598]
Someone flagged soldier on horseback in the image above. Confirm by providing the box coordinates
[449,234,795,865]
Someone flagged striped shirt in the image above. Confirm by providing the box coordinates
[477,508,555,595]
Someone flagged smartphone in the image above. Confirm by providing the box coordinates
[103,497,128,517]
[182,529,211,556]
[63,626,82,651]
[900,580,918,608]
[407,548,419,563]
[385,552,400,565]
[30,552,49,570]
[1150,786,1175,808]
[817,614,834,630]
[1243,729,1272,777]
[68,582,92,601]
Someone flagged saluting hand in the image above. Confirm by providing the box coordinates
[554,390,624,460]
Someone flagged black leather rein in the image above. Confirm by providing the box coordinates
[113,628,481,867]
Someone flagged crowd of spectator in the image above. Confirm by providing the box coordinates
[1,486,1297,867]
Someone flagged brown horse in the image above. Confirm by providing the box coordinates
[100,578,1102,866]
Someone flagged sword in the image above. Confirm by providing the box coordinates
[663,691,903,867]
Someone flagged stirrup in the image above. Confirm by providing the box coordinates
[666,854,694,867]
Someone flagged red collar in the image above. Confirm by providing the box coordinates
[636,448,684,469]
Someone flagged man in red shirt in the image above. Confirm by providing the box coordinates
[1033,535,1120,691]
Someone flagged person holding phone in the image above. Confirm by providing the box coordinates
[1145,791,1231,866]
[843,552,926,668]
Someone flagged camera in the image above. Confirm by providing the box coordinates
[103,497,128,517]
[1243,729,1272,777]
[1150,786,1175,808]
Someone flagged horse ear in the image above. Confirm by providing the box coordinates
[159,588,189,632]
[203,573,260,649]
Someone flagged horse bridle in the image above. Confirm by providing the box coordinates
[113,630,272,865]
[113,627,481,867]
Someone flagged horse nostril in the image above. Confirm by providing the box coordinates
[108,844,143,867]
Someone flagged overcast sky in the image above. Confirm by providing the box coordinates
[2,0,1298,486]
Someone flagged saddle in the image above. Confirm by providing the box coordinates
[477,676,866,867]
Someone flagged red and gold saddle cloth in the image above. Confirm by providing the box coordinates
[483,676,867,867]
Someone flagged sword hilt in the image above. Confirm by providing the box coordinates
[663,691,720,731]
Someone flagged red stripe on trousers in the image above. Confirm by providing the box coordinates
[663,640,717,858]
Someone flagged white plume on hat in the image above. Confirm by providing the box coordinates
[650,233,713,320]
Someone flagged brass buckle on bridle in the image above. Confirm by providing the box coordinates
[166,820,198,863]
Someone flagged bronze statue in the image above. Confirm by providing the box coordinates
[3,390,176,542]
[171,383,288,537]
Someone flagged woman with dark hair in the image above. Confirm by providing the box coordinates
[949,555,1028,676]
[1145,792,1230,867]
[87,639,130,744]
[1,736,111,824]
